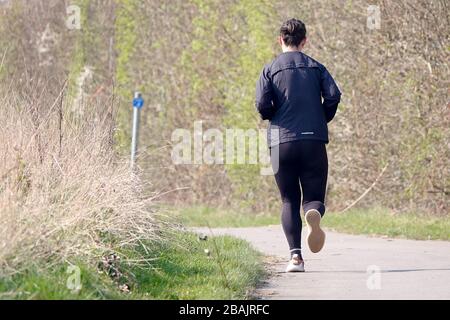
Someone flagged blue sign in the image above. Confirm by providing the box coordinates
[133,96,144,109]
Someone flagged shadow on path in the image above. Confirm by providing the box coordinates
[274,268,450,274]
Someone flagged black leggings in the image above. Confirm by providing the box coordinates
[270,140,328,257]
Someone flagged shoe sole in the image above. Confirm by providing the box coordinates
[305,209,325,253]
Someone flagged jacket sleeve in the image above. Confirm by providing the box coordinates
[255,65,276,120]
[320,65,341,123]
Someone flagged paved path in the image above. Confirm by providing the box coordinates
[194,225,450,300]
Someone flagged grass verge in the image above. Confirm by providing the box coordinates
[169,205,449,241]
[0,232,264,300]
[323,208,450,241]
[167,205,279,228]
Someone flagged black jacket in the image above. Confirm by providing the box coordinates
[255,51,341,147]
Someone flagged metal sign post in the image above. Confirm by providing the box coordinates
[131,91,144,168]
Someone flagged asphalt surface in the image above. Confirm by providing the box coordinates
[194,225,450,300]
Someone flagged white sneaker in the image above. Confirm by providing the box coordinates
[305,209,326,253]
[285,254,305,272]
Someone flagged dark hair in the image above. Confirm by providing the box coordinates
[280,18,306,47]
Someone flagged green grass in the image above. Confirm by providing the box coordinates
[128,232,264,299]
[168,205,279,228]
[0,232,264,300]
[322,208,450,241]
[168,205,450,241]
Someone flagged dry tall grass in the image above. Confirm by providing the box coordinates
[0,85,159,275]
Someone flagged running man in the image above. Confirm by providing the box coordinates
[255,18,341,272]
